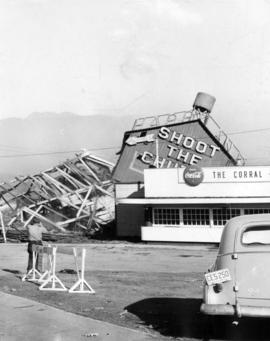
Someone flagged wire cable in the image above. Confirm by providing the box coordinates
[0,146,120,158]
[1,125,270,159]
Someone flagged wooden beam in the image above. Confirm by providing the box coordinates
[95,184,114,197]
[29,176,52,197]
[41,204,70,220]
[31,176,61,196]
[58,195,91,215]
[76,186,92,218]
[1,194,16,211]
[26,194,89,216]
[20,193,39,205]
[55,168,79,189]
[87,194,98,229]
[83,154,114,169]
[63,162,93,185]
[23,207,67,232]
[37,174,63,195]
[23,206,43,228]
[30,189,51,201]
[56,167,87,189]
[78,157,100,183]
[75,222,87,230]
[7,216,17,227]
[57,214,90,226]
[35,204,88,228]
[26,187,91,210]
[0,211,6,243]
[42,173,71,194]
[0,184,18,198]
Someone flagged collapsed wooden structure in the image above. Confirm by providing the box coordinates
[0,151,115,241]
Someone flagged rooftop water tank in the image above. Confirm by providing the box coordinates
[193,92,216,113]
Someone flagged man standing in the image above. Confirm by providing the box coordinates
[26,219,47,273]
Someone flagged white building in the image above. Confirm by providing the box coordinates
[113,93,264,243]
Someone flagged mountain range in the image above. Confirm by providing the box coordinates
[0,112,137,181]
[0,111,268,182]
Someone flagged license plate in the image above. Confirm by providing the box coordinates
[205,269,231,286]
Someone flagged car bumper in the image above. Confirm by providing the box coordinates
[201,303,270,318]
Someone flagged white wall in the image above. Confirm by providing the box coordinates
[144,167,270,198]
[141,226,222,243]
[115,183,144,199]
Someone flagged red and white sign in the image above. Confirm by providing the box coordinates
[183,166,204,186]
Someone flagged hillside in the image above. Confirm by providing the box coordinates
[0,112,136,181]
[0,110,267,182]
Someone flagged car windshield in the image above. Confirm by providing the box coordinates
[242,225,270,245]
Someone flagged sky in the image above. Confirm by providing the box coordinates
[1,0,270,164]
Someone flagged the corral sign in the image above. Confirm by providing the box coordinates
[178,166,270,184]
[144,166,270,199]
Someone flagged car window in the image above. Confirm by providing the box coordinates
[242,225,270,245]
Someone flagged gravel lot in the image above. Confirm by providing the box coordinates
[1,242,270,340]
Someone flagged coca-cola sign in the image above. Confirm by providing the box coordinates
[183,165,204,186]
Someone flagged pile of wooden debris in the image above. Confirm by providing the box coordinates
[0,151,115,242]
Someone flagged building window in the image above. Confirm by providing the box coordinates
[183,208,210,226]
[152,207,270,228]
[213,208,241,226]
[153,208,180,225]
[244,208,270,215]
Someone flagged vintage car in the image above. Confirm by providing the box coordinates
[201,214,270,319]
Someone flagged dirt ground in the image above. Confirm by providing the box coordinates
[1,242,270,341]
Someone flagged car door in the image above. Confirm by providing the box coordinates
[234,223,270,306]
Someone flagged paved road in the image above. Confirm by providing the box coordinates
[0,291,155,341]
